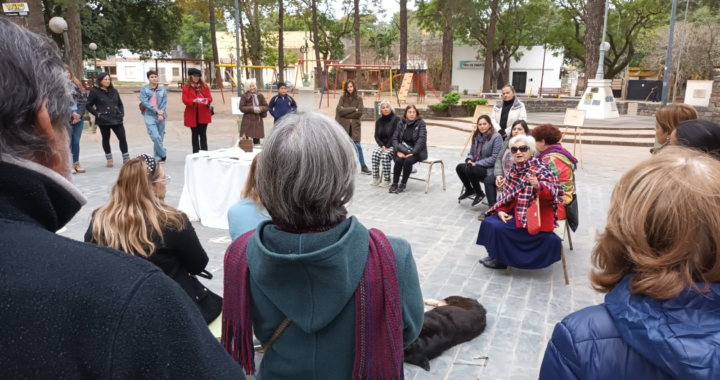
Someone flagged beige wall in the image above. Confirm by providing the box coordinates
[215,31,322,64]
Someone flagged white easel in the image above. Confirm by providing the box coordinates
[560,108,585,170]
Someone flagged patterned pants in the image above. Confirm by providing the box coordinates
[371,147,394,181]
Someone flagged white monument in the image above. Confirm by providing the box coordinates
[577,42,619,119]
[684,80,714,108]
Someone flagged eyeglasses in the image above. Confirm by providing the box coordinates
[510,146,530,154]
[153,174,171,185]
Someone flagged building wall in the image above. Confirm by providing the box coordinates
[113,60,202,84]
[452,45,564,94]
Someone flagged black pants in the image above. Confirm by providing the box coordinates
[191,124,209,153]
[253,138,260,145]
[393,155,420,184]
[456,163,498,205]
[99,124,128,154]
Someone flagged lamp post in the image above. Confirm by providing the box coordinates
[89,43,97,74]
[595,0,611,79]
[303,36,309,73]
[49,17,72,72]
[661,0,679,105]
[233,0,242,96]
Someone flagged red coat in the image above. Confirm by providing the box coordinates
[497,183,566,233]
[182,85,213,128]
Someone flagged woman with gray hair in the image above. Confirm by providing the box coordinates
[477,134,564,270]
[238,80,268,145]
[370,100,400,186]
[221,112,424,379]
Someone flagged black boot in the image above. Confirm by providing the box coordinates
[458,189,474,201]
[472,193,486,207]
[482,258,508,269]
[361,164,371,174]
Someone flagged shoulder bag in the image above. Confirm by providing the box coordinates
[396,123,413,154]
[197,90,215,116]
[139,87,157,113]
[527,196,541,235]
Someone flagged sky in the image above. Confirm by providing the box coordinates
[331,0,416,23]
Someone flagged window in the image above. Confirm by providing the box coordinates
[172,67,180,76]
[107,67,117,76]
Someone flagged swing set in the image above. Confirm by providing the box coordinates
[323,64,394,107]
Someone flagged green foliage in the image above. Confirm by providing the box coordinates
[431,92,461,110]
[178,15,214,61]
[264,48,299,67]
[461,99,488,110]
[463,89,468,95]
[80,0,183,59]
[368,29,399,59]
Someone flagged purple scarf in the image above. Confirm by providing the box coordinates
[538,144,578,169]
[222,227,403,379]
[473,133,487,162]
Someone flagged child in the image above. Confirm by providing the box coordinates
[268,82,297,123]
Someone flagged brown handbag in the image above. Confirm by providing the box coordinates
[239,137,253,153]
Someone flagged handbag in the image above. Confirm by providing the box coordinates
[172,268,222,324]
[565,193,579,232]
[239,136,254,153]
[397,142,412,155]
[139,87,157,113]
[527,196,541,235]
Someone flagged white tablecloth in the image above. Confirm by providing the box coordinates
[178,148,260,229]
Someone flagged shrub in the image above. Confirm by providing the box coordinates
[461,99,489,111]
[431,92,461,110]
[463,89,468,95]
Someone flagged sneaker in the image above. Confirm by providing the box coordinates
[397,183,407,193]
[472,194,486,207]
[379,180,392,187]
[73,162,86,173]
[458,190,474,201]
[371,177,381,186]
[389,184,398,193]
[361,164,371,175]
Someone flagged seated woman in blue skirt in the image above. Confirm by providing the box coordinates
[477,134,565,270]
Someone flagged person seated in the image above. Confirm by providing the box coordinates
[221,113,424,379]
[532,124,577,209]
[389,105,428,194]
[670,119,720,156]
[495,120,531,190]
[85,155,223,333]
[457,114,503,207]
[0,19,243,379]
[477,135,564,270]
[228,154,270,240]
[539,147,720,380]
[652,103,698,154]
[371,100,400,187]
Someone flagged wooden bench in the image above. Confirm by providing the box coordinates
[538,88,561,98]
[505,219,573,285]
[408,159,446,194]
[357,89,378,99]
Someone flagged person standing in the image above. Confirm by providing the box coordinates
[371,100,400,187]
[140,70,167,162]
[65,64,86,174]
[490,85,527,139]
[268,82,296,124]
[182,68,213,153]
[336,80,370,174]
[86,72,129,167]
[389,105,428,194]
[238,80,268,145]
[0,18,246,380]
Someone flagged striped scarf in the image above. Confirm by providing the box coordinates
[486,157,563,227]
[222,228,404,379]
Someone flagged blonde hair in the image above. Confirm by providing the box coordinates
[241,154,261,203]
[591,146,720,300]
[184,75,207,89]
[655,104,698,135]
[64,64,82,88]
[91,157,186,258]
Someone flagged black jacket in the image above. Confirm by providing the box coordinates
[391,118,428,161]
[86,86,124,126]
[0,159,245,380]
[85,215,222,324]
[374,112,400,148]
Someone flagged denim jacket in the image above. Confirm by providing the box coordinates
[140,84,168,117]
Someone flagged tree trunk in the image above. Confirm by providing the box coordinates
[400,0,407,73]
[208,0,220,88]
[66,0,83,80]
[482,0,499,93]
[239,13,250,79]
[278,0,284,82]
[21,0,47,36]
[440,1,453,94]
[584,0,604,80]
[311,0,322,88]
[354,0,361,65]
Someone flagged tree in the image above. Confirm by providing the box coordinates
[354,0,361,64]
[278,0,284,82]
[400,0,408,72]
[483,0,499,93]
[368,29,398,60]
[208,0,220,85]
[311,0,322,86]
[178,15,214,61]
[240,0,276,88]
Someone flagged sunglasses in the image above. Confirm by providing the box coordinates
[510,146,530,154]
[152,174,171,185]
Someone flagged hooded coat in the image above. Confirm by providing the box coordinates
[540,275,720,380]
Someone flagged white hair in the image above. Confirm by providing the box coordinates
[380,99,391,106]
[245,79,257,87]
[509,134,537,155]
[255,113,357,229]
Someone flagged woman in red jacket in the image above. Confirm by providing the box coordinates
[477,134,564,270]
[182,68,213,153]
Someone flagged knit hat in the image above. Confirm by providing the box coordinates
[188,68,201,76]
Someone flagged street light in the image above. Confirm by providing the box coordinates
[49,17,73,72]
[89,43,97,74]
[595,0,611,80]
[302,36,309,73]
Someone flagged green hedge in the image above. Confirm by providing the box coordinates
[430,92,461,110]
[461,99,489,111]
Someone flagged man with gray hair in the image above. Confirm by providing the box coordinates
[0,19,245,379]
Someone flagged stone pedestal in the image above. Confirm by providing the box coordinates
[296,86,315,114]
[577,79,619,119]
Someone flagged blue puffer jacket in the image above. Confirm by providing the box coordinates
[539,275,720,380]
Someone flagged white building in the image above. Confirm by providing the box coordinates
[452,45,564,95]
[86,49,203,85]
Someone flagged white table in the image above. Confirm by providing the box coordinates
[178,148,261,229]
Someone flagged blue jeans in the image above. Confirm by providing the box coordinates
[68,120,83,163]
[144,113,166,160]
[348,127,365,165]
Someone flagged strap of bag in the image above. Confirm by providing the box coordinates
[255,317,292,353]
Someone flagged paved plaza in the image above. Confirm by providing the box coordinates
[59,89,651,379]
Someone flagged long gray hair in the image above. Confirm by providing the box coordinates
[255,113,357,229]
